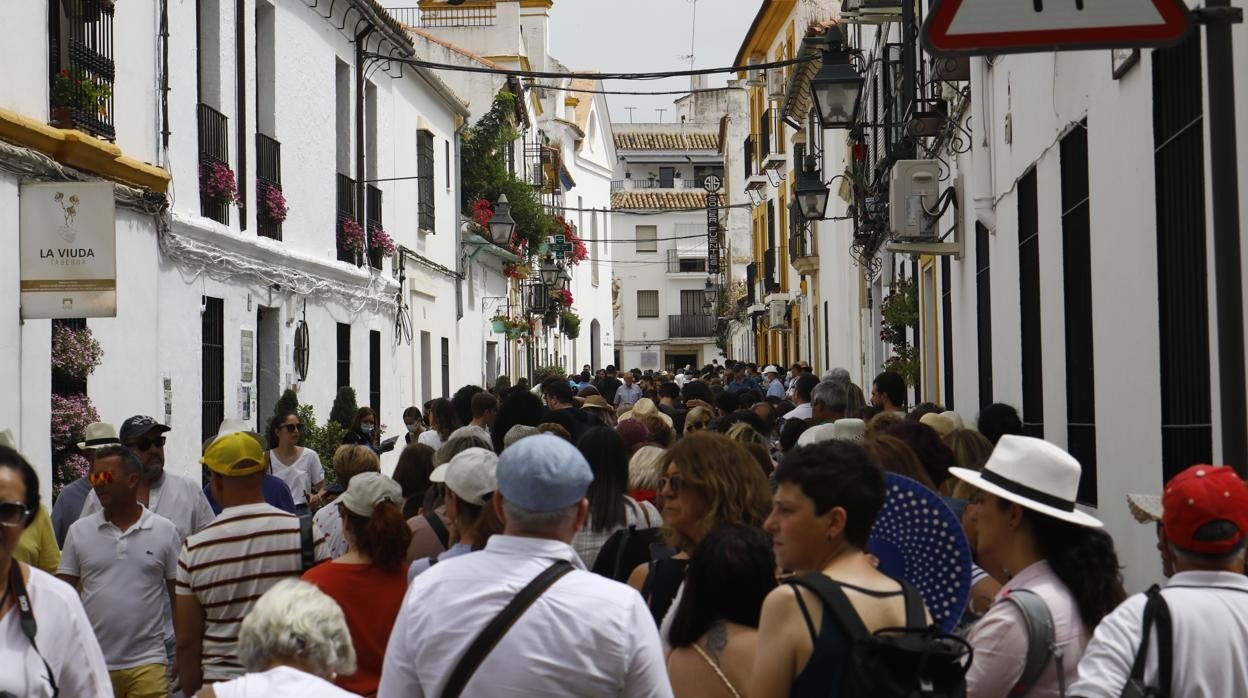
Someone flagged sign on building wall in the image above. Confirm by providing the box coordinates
[704,175,722,275]
[19,181,117,318]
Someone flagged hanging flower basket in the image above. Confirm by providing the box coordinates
[491,318,508,334]
[339,217,366,254]
[368,225,396,256]
[259,182,288,224]
[200,161,240,207]
[51,324,103,382]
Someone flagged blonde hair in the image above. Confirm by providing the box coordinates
[947,428,994,501]
[865,410,904,440]
[683,406,714,434]
[629,445,667,491]
[331,445,379,485]
[866,435,936,491]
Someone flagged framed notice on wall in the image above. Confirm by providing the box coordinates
[19,181,117,318]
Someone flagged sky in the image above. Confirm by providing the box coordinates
[547,0,761,124]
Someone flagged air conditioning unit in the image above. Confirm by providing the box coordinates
[767,68,785,99]
[840,0,903,23]
[747,58,764,87]
[888,160,940,240]
[768,299,789,330]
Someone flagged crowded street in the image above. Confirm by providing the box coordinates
[3,0,1248,696]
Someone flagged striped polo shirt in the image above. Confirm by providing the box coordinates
[175,502,328,681]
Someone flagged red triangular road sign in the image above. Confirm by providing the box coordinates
[924,0,1191,56]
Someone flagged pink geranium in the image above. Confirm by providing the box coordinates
[339,217,365,253]
[368,225,396,256]
[200,161,240,206]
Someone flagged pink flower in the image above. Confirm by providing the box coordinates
[260,183,288,224]
[368,225,396,256]
[200,162,240,206]
[339,217,365,253]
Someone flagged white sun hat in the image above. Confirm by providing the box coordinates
[949,434,1102,528]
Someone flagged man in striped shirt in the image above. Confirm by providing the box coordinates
[174,431,329,694]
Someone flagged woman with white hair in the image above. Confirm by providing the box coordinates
[199,579,358,697]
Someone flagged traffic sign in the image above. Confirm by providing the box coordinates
[923,0,1191,56]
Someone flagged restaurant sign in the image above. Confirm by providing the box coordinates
[20,181,117,318]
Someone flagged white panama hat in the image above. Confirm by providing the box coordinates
[949,434,1102,528]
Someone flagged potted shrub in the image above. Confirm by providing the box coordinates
[367,225,396,269]
[50,70,78,127]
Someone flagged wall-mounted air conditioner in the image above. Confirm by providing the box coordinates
[888,160,940,240]
[840,0,903,23]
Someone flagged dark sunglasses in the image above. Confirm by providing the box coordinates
[279,424,303,433]
[127,436,166,451]
[88,471,115,487]
[0,500,29,527]
[658,475,684,494]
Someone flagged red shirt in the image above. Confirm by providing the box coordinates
[302,561,407,696]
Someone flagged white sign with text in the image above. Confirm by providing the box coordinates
[20,181,117,318]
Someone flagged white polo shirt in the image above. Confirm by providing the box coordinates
[58,506,181,670]
[80,470,216,543]
[1070,570,1248,698]
[378,534,673,698]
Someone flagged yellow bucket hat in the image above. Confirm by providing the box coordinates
[201,431,266,476]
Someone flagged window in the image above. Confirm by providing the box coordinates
[417,130,436,232]
[1061,120,1096,504]
[658,167,675,188]
[976,222,993,411]
[591,209,600,285]
[941,256,954,411]
[693,165,724,187]
[202,297,225,444]
[441,337,451,398]
[1154,33,1212,481]
[1018,169,1044,438]
[637,290,659,318]
[679,289,705,315]
[335,59,351,174]
[678,257,707,273]
[445,140,451,188]
[337,323,351,389]
[635,225,658,253]
[369,330,381,419]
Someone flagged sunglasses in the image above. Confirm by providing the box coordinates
[127,436,166,451]
[0,501,29,527]
[279,424,303,433]
[89,471,117,487]
[657,475,684,494]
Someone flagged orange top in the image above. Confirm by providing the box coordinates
[303,561,408,696]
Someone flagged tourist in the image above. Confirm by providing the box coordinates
[311,445,380,559]
[51,420,120,546]
[869,371,907,414]
[407,448,503,580]
[448,391,498,445]
[303,472,411,696]
[976,403,1024,445]
[489,390,543,454]
[572,427,660,568]
[614,370,644,408]
[762,366,786,400]
[402,406,424,445]
[266,410,326,512]
[343,406,396,455]
[391,442,436,519]
[202,420,297,515]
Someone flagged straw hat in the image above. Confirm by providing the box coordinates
[949,435,1102,528]
[76,422,121,451]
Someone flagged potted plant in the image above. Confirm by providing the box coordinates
[200,161,240,208]
[338,217,365,264]
[560,310,581,339]
[50,70,79,127]
[647,171,658,185]
[259,183,288,225]
[367,225,396,269]
[490,315,509,334]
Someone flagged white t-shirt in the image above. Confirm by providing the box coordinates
[0,566,112,698]
[57,506,181,670]
[267,448,326,505]
[211,665,361,697]
[417,430,444,450]
[313,499,348,559]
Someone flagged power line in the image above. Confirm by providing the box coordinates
[527,83,741,97]
[364,52,815,81]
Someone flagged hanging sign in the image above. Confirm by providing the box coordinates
[704,175,722,276]
[20,181,117,318]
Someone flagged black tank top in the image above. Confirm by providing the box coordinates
[789,581,907,698]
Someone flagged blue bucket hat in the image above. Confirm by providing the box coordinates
[497,434,593,512]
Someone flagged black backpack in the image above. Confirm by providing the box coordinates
[591,524,663,583]
[788,573,972,698]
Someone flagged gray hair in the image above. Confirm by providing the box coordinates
[825,368,851,386]
[237,579,357,679]
[501,499,579,536]
[1168,538,1248,570]
[92,444,143,476]
[810,380,848,412]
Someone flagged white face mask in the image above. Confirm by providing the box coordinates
[361,423,375,435]
[407,423,421,434]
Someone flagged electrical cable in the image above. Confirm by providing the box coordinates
[363,52,816,81]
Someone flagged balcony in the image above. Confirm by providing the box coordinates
[256,133,282,240]
[387,5,496,28]
[790,224,819,276]
[611,178,700,192]
[760,109,786,172]
[336,173,357,264]
[198,103,230,224]
[365,184,383,270]
[669,314,717,339]
[49,0,116,141]
[667,249,708,274]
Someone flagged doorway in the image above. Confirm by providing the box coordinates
[665,353,698,373]
[255,306,281,433]
[590,319,601,370]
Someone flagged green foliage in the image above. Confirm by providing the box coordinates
[536,365,567,381]
[328,386,359,429]
[298,404,345,484]
[880,278,920,386]
[460,91,555,253]
[273,389,300,424]
[561,310,581,339]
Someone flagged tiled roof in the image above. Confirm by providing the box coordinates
[614,132,720,150]
[612,191,709,209]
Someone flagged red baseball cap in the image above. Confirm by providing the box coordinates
[1162,465,1248,555]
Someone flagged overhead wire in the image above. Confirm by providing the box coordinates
[363,52,816,81]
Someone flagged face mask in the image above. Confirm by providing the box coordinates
[361,423,375,435]
[407,423,420,434]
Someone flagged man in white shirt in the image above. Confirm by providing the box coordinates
[614,371,644,408]
[379,434,672,698]
[1071,465,1248,698]
[58,444,181,698]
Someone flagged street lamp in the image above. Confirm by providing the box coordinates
[810,26,864,130]
[487,194,516,246]
[523,280,548,313]
[794,154,832,222]
[703,277,719,315]
[539,255,562,287]
[558,266,572,292]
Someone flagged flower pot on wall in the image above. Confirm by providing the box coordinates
[51,106,73,129]
[491,319,507,334]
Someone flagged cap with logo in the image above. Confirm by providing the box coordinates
[120,415,171,443]
[339,471,403,517]
[430,447,498,506]
[200,431,266,477]
[1162,464,1248,555]
[496,434,592,512]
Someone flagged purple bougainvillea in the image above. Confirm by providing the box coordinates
[260,183,288,224]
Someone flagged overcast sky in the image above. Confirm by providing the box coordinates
[547,0,760,125]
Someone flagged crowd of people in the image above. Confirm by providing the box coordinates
[3,359,1248,697]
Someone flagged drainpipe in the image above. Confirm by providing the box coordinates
[970,58,996,232]
[355,27,373,243]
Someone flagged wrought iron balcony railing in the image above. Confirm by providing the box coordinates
[256,133,282,240]
[336,173,357,263]
[198,103,230,224]
[49,0,116,141]
[668,314,717,338]
[366,184,383,269]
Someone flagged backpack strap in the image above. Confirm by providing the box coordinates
[786,573,870,641]
[298,513,315,572]
[610,525,636,581]
[1128,584,1172,697]
[442,560,574,698]
[1003,589,1060,697]
[899,579,926,629]
[425,510,450,549]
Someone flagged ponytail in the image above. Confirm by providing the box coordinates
[347,500,413,572]
[1025,508,1126,629]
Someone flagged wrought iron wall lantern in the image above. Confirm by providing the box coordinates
[523,280,548,314]
[794,155,833,222]
[487,194,516,246]
[811,26,865,130]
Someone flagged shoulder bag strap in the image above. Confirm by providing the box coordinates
[12,564,59,698]
[298,514,315,572]
[786,573,870,641]
[610,525,636,581]
[442,560,574,698]
[425,510,450,549]
[898,578,927,628]
[1004,589,1057,697]
[1127,584,1172,698]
